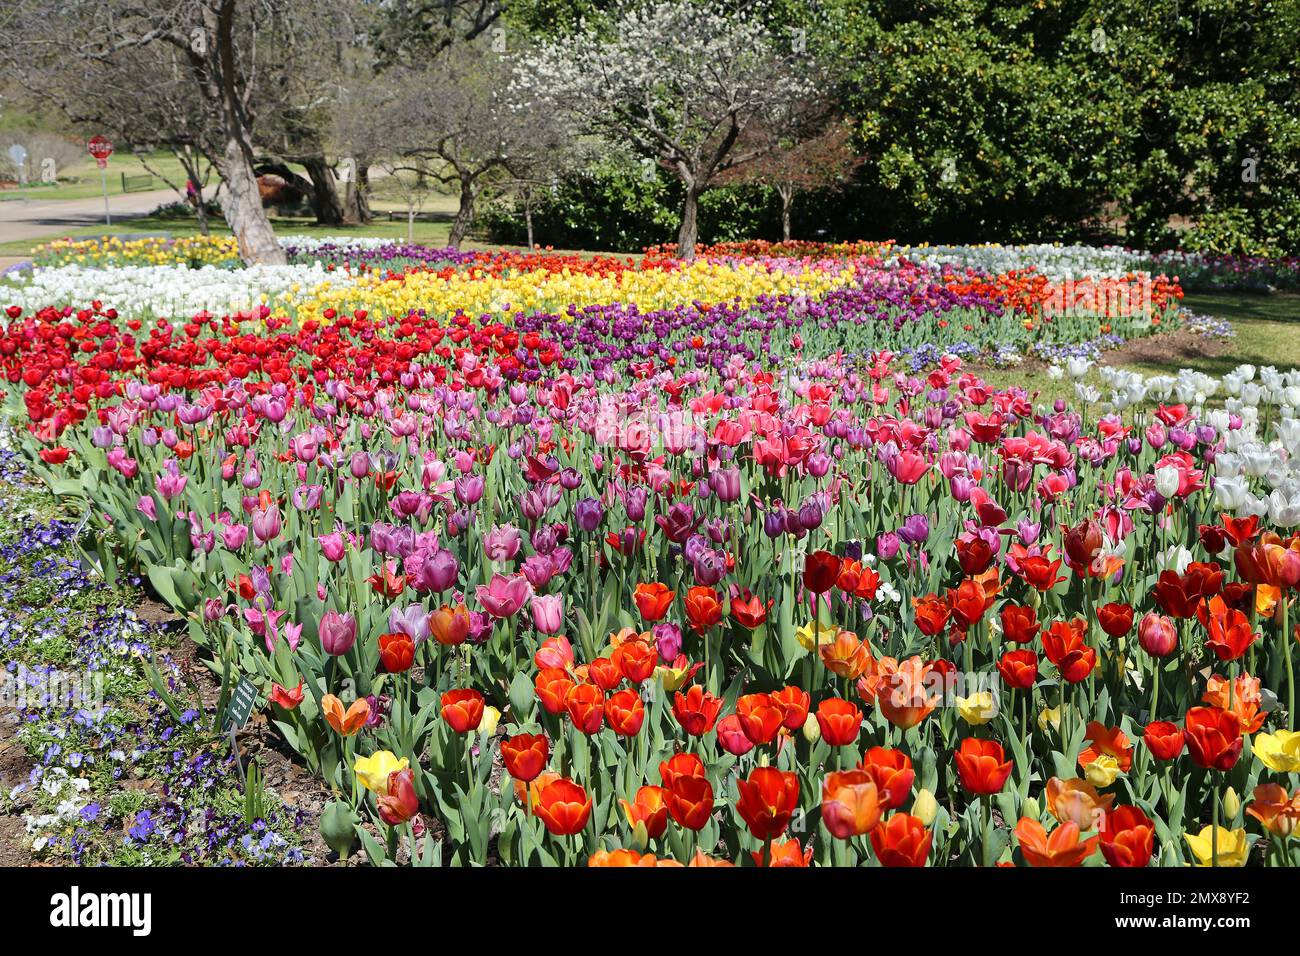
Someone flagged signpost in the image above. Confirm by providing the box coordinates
[87,135,114,226]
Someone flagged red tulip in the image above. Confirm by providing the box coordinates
[870,813,933,867]
[1183,706,1242,770]
[803,550,842,594]
[440,688,484,733]
[378,631,415,673]
[735,767,800,840]
[954,738,1012,794]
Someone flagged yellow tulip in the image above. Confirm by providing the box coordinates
[796,620,838,653]
[353,750,409,794]
[956,691,998,725]
[1082,754,1123,789]
[480,705,502,736]
[1254,730,1300,773]
[1183,825,1249,867]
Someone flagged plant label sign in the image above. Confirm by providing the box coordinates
[222,676,258,732]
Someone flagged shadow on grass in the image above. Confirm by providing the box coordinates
[1182,292,1300,324]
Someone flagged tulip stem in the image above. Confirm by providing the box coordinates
[1149,658,1160,720]
[1282,595,1294,731]
[1211,783,1220,868]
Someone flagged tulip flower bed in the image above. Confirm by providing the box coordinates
[6,239,1192,369]
[2,253,1300,869]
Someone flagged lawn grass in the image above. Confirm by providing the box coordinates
[0,150,197,203]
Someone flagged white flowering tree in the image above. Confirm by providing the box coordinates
[515,1,813,258]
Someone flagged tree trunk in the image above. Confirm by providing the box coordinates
[448,178,476,250]
[779,184,795,242]
[677,185,701,260]
[194,195,210,236]
[342,161,372,224]
[524,194,534,249]
[203,0,284,266]
[216,134,285,265]
[303,156,345,226]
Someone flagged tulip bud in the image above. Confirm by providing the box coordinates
[1223,787,1240,820]
[1138,611,1178,657]
[1021,796,1040,820]
[1154,464,1180,499]
[630,819,650,853]
[911,789,938,826]
[801,713,821,743]
[480,706,502,737]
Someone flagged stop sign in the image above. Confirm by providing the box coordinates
[87,135,114,168]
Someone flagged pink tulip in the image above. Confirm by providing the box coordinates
[530,593,564,634]
[475,573,532,619]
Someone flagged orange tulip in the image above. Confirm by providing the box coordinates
[1044,777,1114,831]
[1015,818,1097,867]
[611,638,657,684]
[605,688,645,737]
[1245,783,1300,837]
[564,683,605,734]
[735,692,784,745]
[1042,618,1096,683]
[533,777,592,835]
[815,696,863,746]
[428,603,471,645]
[876,656,939,729]
[755,838,813,867]
[321,693,370,735]
[659,752,706,790]
[683,585,722,633]
[819,629,872,680]
[620,785,670,840]
[588,848,659,867]
[869,813,932,867]
[1202,673,1266,733]
[535,667,575,715]
[821,770,882,839]
[772,685,810,729]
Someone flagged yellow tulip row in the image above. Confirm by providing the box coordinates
[298,259,862,322]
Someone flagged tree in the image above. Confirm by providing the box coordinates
[252,0,377,226]
[336,42,552,249]
[718,106,864,241]
[2,0,287,264]
[516,1,814,258]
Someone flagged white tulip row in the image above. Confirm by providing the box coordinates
[1,263,355,319]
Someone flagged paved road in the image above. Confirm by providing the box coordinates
[0,187,187,244]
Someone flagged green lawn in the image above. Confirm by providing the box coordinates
[0,151,197,203]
